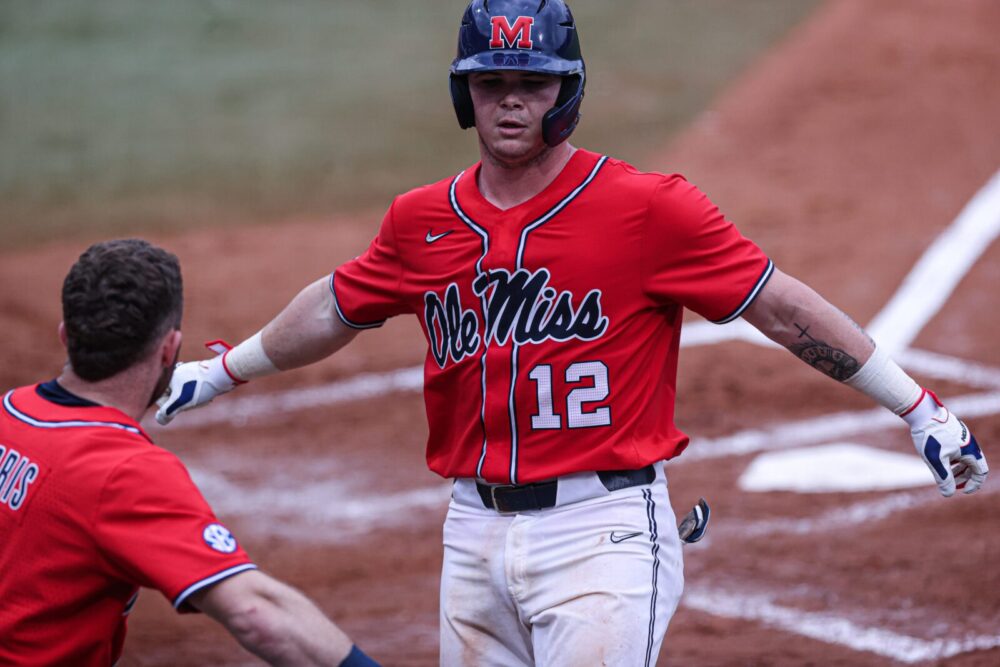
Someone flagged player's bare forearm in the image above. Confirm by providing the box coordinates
[261,277,359,372]
[154,277,357,424]
[192,570,354,667]
[741,268,874,382]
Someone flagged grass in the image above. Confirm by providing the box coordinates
[0,0,819,249]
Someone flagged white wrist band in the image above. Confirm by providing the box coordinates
[842,345,922,416]
[224,331,280,382]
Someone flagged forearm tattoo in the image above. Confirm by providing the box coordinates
[789,323,861,381]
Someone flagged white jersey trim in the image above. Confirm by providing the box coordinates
[328,273,386,330]
[515,155,609,268]
[172,563,258,609]
[507,156,609,482]
[449,170,492,479]
[3,390,142,435]
[711,259,775,324]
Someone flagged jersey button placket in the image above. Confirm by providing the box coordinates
[478,225,521,483]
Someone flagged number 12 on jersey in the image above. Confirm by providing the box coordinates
[528,361,611,430]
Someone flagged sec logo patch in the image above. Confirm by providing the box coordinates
[203,523,237,553]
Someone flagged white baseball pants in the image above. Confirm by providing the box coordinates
[440,462,683,666]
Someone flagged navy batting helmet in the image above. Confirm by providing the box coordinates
[449,0,585,147]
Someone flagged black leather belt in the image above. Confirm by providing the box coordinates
[476,465,656,513]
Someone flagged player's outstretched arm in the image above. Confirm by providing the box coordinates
[155,277,358,425]
[742,269,988,497]
[191,569,381,667]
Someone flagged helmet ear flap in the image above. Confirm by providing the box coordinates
[450,75,476,129]
[542,73,585,147]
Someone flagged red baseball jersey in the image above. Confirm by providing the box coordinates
[0,381,255,666]
[334,149,771,484]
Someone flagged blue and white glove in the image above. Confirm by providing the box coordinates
[907,391,988,497]
[155,340,244,426]
[677,498,711,543]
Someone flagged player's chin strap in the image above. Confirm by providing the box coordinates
[677,498,710,544]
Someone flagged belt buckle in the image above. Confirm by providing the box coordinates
[490,484,513,512]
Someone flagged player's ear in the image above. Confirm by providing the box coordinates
[58,322,68,349]
[161,329,183,366]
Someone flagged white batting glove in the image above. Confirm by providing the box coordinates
[154,340,245,426]
[906,391,988,497]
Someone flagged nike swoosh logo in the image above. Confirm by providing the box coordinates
[425,230,453,243]
[610,531,643,544]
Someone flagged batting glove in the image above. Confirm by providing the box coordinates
[907,391,988,497]
[677,498,711,544]
[154,340,245,426]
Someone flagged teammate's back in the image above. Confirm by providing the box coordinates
[0,381,222,665]
[1,239,381,667]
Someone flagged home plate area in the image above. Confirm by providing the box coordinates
[738,443,932,494]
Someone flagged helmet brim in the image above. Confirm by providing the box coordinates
[450,51,584,76]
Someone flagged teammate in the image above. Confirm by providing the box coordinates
[156,1,989,664]
[0,239,381,667]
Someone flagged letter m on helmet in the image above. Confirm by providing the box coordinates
[490,15,534,49]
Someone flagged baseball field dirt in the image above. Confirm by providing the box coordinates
[1,0,998,665]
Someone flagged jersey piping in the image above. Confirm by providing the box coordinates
[515,155,609,267]
[448,169,492,478]
[329,273,387,330]
[3,390,145,438]
[122,591,139,617]
[711,258,775,324]
[449,155,609,483]
[172,563,258,609]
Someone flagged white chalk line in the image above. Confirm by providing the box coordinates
[189,462,451,543]
[896,348,1000,389]
[728,484,997,539]
[186,390,1000,544]
[678,389,1000,461]
[866,169,1000,356]
[735,489,928,538]
[160,367,424,429]
[682,588,1000,664]
[146,345,1000,431]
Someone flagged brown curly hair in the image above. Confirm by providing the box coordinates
[61,239,183,381]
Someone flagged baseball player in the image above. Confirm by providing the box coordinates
[0,240,381,667]
[156,1,989,664]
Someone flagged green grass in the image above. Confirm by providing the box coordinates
[0,0,819,249]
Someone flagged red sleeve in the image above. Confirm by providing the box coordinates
[331,199,409,328]
[641,175,773,323]
[94,450,256,612]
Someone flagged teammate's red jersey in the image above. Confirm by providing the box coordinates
[334,149,771,483]
[0,381,255,666]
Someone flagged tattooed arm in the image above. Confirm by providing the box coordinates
[741,267,988,496]
[741,268,874,381]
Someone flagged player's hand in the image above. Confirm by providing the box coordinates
[154,341,245,426]
[909,394,988,497]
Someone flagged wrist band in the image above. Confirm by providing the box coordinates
[842,345,922,416]
[224,331,279,381]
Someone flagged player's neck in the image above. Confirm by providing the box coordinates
[477,142,576,211]
[56,364,156,422]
